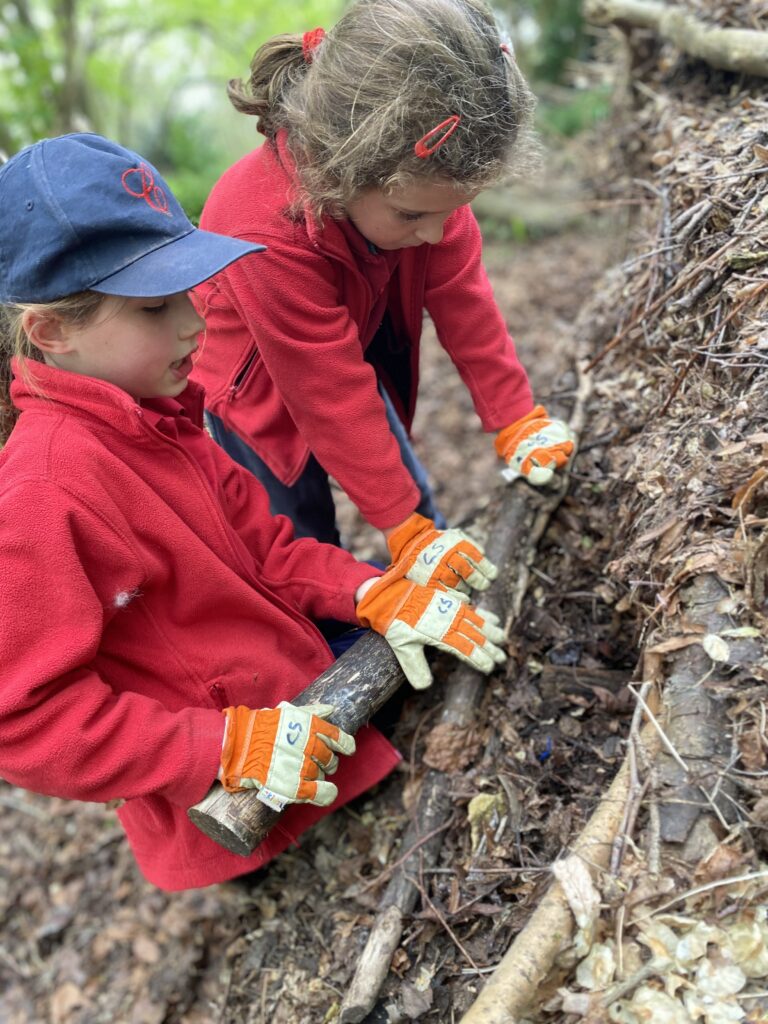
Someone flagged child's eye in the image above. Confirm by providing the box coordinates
[142,302,166,315]
[398,211,422,222]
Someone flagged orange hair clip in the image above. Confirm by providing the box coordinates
[302,27,326,63]
[414,115,461,159]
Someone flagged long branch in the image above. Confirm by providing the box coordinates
[339,368,592,1023]
[584,0,768,78]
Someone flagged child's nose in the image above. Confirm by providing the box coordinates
[416,218,445,245]
[181,297,206,337]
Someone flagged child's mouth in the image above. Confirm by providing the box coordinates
[170,353,194,378]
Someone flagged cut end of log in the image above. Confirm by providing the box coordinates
[186,805,255,858]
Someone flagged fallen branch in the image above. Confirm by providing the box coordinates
[584,0,768,78]
[339,370,592,1023]
[188,632,405,855]
[654,573,755,861]
[339,482,570,1024]
[459,717,661,1024]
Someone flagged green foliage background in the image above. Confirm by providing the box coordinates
[0,0,601,223]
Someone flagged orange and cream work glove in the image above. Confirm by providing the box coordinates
[356,573,506,690]
[387,513,498,594]
[219,702,356,812]
[495,405,574,486]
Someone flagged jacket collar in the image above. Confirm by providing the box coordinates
[10,358,206,435]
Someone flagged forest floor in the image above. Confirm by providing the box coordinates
[0,172,629,1024]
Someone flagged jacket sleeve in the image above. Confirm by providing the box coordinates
[212,240,421,529]
[0,480,224,810]
[424,205,534,430]
[207,437,382,622]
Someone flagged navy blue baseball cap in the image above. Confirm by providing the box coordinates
[0,132,265,303]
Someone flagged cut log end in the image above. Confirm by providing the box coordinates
[186,806,254,858]
[187,632,405,855]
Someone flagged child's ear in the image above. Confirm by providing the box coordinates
[21,310,74,356]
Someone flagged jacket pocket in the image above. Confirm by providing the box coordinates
[230,347,262,397]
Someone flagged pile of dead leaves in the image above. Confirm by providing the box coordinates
[505,7,768,1022]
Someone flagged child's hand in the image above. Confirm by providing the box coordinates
[386,513,498,594]
[219,702,355,811]
[495,406,574,486]
[356,574,506,690]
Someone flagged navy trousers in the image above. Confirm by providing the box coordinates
[205,384,446,545]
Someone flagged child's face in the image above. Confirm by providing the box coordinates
[41,292,205,400]
[345,179,477,250]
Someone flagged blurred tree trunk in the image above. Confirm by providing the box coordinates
[54,0,81,133]
[1,0,91,147]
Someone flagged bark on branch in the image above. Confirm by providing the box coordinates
[187,632,406,856]
[339,369,592,1022]
[584,0,768,78]
[339,479,569,1023]
[459,569,756,1023]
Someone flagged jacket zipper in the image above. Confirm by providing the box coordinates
[229,350,259,396]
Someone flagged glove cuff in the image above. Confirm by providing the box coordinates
[495,405,548,460]
[386,512,434,562]
[356,573,413,633]
[219,706,259,794]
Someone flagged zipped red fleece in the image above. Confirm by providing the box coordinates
[192,132,534,529]
[0,360,399,890]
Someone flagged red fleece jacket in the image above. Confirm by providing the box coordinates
[192,133,534,529]
[0,361,399,891]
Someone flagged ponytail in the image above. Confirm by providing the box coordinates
[229,0,538,220]
[227,34,309,138]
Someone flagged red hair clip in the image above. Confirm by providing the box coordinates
[302,27,326,64]
[414,115,461,159]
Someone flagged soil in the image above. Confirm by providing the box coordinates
[0,202,628,1023]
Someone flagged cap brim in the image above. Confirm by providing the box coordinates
[90,228,265,297]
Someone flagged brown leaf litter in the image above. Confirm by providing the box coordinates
[3,5,768,1021]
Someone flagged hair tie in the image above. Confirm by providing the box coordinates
[302,27,326,64]
[414,115,461,159]
[500,42,514,59]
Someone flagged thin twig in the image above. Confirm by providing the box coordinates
[610,681,653,875]
[406,871,483,972]
[627,684,689,774]
[631,870,768,924]
[356,816,457,895]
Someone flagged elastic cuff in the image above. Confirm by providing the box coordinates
[386,512,433,561]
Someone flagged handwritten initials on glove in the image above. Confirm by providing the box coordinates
[220,702,356,811]
[387,513,498,594]
[495,405,574,486]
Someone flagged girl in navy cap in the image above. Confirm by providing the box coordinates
[193,0,575,581]
[0,133,505,891]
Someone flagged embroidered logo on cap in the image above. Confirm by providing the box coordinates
[121,163,171,217]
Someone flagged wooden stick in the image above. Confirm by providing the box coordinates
[339,480,567,1024]
[584,0,768,78]
[187,631,405,856]
[339,369,593,1023]
[459,718,661,1024]
[459,568,755,1023]
[654,574,746,852]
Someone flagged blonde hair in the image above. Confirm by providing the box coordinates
[0,292,105,447]
[229,0,539,218]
